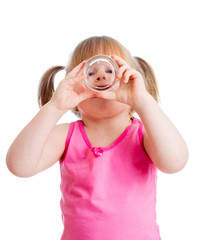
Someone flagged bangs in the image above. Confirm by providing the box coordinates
[68,36,130,72]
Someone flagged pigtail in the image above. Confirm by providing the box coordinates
[38,66,65,107]
[134,57,159,102]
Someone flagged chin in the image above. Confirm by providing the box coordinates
[78,98,131,117]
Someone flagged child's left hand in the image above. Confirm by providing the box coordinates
[95,55,149,111]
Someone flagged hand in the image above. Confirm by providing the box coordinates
[95,55,149,111]
[50,61,96,112]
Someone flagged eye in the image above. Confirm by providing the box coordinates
[88,72,95,76]
[106,70,113,74]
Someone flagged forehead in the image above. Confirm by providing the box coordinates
[90,62,110,68]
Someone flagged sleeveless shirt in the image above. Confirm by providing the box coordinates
[59,117,161,240]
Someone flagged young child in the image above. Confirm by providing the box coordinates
[6,36,188,240]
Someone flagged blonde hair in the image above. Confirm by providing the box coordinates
[38,36,159,116]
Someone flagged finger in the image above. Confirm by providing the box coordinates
[70,74,87,85]
[66,60,87,79]
[78,91,96,102]
[94,91,116,100]
[123,69,133,83]
[111,55,129,67]
[76,60,88,77]
[130,69,142,79]
[117,65,128,79]
[63,74,87,87]
[72,60,86,75]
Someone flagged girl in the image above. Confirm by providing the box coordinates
[6,36,188,240]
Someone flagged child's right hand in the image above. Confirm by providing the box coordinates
[49,61,96,112]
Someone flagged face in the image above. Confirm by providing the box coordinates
[76,54,132,120]
[87,62,115,89]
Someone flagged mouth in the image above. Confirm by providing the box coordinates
[95,86,111,91]
[95,85,110,90]
[96,84,108,87]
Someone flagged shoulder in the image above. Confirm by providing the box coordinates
[55,122,70,132]
[34,123,72,174]
[132,117,143,143]
[54,120,79,146]
[53,123,70,142]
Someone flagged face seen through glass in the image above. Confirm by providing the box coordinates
[83,55,118,92]
[88,62,114,88]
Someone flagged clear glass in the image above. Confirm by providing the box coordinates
[83,55,119,92]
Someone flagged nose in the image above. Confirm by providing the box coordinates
[97,76,106,81]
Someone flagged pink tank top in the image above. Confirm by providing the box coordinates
[59,117,161,240]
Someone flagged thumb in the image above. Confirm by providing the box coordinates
[78,91,96,103]
[95,91,116,100]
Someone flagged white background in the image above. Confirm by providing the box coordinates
[0,0,202,239]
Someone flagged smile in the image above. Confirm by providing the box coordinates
[96,85,108,87]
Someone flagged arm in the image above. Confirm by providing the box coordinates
[136,93,189,173]
[6,102,68,177]
[6,60,95,178]
[109,55,189,173]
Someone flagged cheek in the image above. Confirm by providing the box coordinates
[78,98,132,117]
[77,100,89,114]
[106,74,112,81]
